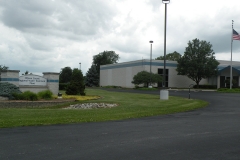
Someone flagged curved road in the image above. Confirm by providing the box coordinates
[0,89,240,160]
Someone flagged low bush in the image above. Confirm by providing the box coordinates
[193,85,217,89]
[134,85,140,89]
[103,86,122,89]
[12,92,24,100]
[217,88,228,91]
[22,91,38,101]
[136,87,158,91]
[12,91,38,101]
[217,88,240,93]
[37,90,53,99]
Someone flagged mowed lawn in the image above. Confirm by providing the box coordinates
[0,89,208,128]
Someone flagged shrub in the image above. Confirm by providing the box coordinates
[12,91,38,101]
[12,92,24,100]
[22,91,38,101]
[104,86,122,88]
[193,85,217,89]
[65,82,79,95]
[217,88,240,93]
[217,88,228,92]
[134,85,140,89]
[0,82,22,99]
[233,88,240,92]
[37,90,53,99]
[137,87,158,91]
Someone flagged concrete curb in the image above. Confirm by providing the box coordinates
[168,89,217,92]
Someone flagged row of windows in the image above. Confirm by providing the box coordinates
[220,76,239,88]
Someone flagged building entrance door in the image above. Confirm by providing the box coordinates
[220,76,225,88]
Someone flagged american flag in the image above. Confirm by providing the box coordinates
[233,29,240,40]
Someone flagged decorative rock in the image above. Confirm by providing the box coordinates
[63,103,118,109]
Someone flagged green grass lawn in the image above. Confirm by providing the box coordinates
[0,89,208,128]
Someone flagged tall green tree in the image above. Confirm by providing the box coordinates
[155,51,181,61]
[93,50,119,75]
[65,68,85,95]
[176,38,219,87]
[59,67,72,83]
[132,71,162,87]
[85,65,99,87]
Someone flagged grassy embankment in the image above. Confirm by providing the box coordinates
[0,89,208,128]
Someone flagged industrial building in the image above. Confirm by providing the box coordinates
[100,59,240,88]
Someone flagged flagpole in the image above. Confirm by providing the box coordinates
[230,20,233,89]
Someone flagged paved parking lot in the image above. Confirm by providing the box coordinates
[0,90,239,160]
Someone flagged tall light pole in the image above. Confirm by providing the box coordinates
[149,40,153,88]
[162,0,169,88]
[160,0,170,100]
[79,63,81,70]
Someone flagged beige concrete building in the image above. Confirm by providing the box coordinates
[100,59,240,88]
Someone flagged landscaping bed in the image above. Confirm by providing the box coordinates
[0,98,75,108]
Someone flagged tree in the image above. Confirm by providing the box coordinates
[85,65,99,87]
[0,65,8,81]
[22,70,32,75]
[155,51,181,61]
[0,65,8,71]
[60,67,72,83]
[65,68,85,95]
[176,38,219,88]
[132,71,162,87]
[93,50,119,75]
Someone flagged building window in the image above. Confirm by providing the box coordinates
[158,69,168,87]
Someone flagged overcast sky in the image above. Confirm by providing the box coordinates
[0,0,240,75]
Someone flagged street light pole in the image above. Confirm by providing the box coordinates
[163,0,169,88]
[149,40,153,88]
[160,0,170,100]
[79,63,81,70]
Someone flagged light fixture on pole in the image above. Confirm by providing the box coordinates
[79,63,81,70]
[162,0,170,4]
[160,0,170,100]
[149,40,153,88]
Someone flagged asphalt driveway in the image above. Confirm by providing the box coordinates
[0,89,239,160]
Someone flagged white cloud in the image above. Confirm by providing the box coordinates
[0,0,240,76]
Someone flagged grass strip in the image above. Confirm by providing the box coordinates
[0,89,208,128]
[217,88,240,93]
